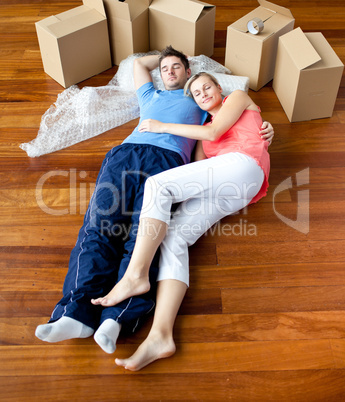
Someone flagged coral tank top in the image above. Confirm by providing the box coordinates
[202,99,270,204]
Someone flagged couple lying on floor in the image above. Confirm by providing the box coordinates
[35,46,273,371]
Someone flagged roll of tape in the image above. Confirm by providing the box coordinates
[247,17,264,35]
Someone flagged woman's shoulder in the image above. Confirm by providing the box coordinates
[222,90,254,110]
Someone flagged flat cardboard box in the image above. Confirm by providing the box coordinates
[273,27,344,122]
[224,0,295,91]
[36,0,112,88]
[103,0,151,66]
[149,0,216,57]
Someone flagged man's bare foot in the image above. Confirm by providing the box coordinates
[91,275,150,307]
[115,333,176,371]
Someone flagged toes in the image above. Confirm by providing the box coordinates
[115,358,126,367]
[92,298,108,305]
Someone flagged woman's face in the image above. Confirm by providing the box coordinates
[190,76,222,112]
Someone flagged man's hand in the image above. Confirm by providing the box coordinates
[260,121,274,146]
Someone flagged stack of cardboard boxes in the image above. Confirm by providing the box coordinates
[36,0,215,86]
[224,0,343,122]
[36,0,343,123]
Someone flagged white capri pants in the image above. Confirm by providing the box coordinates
[140,152,265,286]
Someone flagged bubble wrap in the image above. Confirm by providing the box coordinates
[20,52,249,157]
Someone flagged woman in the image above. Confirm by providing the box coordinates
[92,72,271,370]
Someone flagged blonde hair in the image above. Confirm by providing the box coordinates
[184,72,221,98]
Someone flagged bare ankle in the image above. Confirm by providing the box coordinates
[125,266,149,281]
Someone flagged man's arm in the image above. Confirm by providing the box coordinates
[133,55,160,90]
[260,121,274,146]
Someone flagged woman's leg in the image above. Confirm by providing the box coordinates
[90,157,205,307]
[115,279,187,371]
[93,152,265,307]
[157,152,265,285]
[94,152,265,303]
[115,153,265,370]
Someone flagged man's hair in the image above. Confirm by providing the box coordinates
[184,72,221,98]
[159,45,189,71]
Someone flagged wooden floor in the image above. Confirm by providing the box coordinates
[1,0,345,400]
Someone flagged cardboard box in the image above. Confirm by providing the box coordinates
[36,0,112,88]
[149,0,216,57]
[224,0,295,91]
[103,0,151,66]
[273,28,344,122]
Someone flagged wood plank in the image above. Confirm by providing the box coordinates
[189,262,345,289]
[1,371,345,402]
[217,240,345,266]
[0,340,341,376]
[0,291,63,318]
[222,286,345,314]
[4,311,345,346]
[0,246,70,269]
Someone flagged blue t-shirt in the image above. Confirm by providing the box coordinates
[122,82,207,164]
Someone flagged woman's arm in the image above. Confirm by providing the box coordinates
[139,90,253,141]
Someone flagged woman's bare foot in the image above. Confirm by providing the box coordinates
[91,275,150,307]
[115,332,176,371]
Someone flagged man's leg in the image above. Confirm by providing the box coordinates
[35,146,130,342]
[93,216,160,353]
[91,217,167,307]
[92,219,163,353]
[92,144,185,352]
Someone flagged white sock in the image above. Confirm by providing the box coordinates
[94,319,122,354]
[35,316,94,343]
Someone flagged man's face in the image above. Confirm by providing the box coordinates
[160,56,191,90]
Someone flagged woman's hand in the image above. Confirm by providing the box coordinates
[260,121,274,146]
[138,119,163,133]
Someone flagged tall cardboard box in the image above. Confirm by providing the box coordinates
[273,28,344,122]
[149,0,216,57]
[35,0,112,88]
[224,0,294,91]
[103,0,151,66]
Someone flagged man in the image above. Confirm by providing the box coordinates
[35,46,274,354]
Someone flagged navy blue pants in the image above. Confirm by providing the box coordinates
[49,144,184,332]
